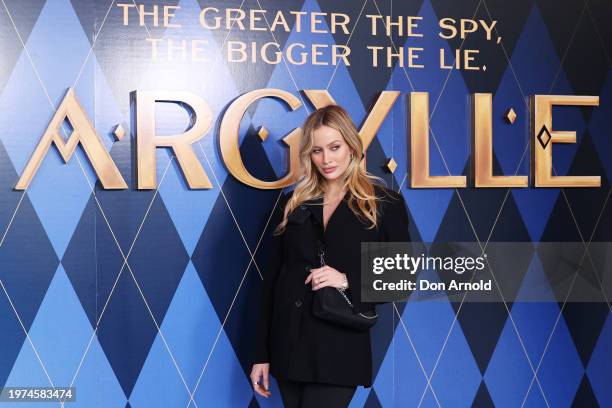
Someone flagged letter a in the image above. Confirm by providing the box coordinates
[15,88,127,190]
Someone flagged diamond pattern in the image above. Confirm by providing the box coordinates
[0,0,47,94]
[3,265,127,407]
[0,0,610,407]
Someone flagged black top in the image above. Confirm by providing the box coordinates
[252,184,411,387]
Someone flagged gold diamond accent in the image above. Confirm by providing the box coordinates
[505,108,517,125]
[113,123,126,140]
[385,158,397,173]
[257,126,269,142]
[537,125,552,149]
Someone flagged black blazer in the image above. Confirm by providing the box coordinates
[252,184,411,387]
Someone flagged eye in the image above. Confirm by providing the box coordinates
[331,145,340,150]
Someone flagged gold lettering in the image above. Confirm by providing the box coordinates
[16,88,127,190]
[226,8,246,30]
[464,50,479,70]
[227,41,247,62]
[261,42,282,64]
[191,39,209,62]
[135,91,213,189]
[249,9,267,31]
[480,20,497,40]
[439,18,457,39]
[473,93,527,187]
[331,13,350,34]
[138,4,159,27]
[200,7,221,30]
[387,46,403,68]
[303,89,399,171]
[117,3,134,25]
[290,11,306,32]
[533,95,600,187]
[332,45,350,66]
[368,46,383,67]
[167,39,187,61]
[366,15,383,35]
[147,38,162,60]
[163,5,180,28]
[410,92,466,188]
[408,47,423,68]
[312,44,327,66]
[407,16,423,37]
[270,11,290,32]
[311,12,327,34]
[220,89,302,189]
[287,43,307,65]
[384,15,403,36]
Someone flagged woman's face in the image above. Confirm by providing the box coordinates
[310,125,352,182]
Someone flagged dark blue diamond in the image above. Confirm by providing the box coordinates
[62,195,98,325]
[0,193,59,389]
[0,195,59,331]
[95,194,189,397]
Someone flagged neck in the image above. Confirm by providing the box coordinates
[323,180,346,198]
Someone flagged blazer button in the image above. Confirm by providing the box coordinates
[294,299,302,308]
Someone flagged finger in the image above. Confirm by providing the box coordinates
[312,282,326,291]
[257,384,271,398]
[263,371,270,392]
[252,376,268,397]
[310,276,324,287]
[317,279,336,290]
[252,376,262,395]
[312,270,327,280]
[305,273,312,284]
[306,272,319,284]
[254,384,267,398]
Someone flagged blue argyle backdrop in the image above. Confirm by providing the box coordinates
[0,0,611,407]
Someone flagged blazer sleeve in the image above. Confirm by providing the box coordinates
[345,189,411,312]
[252,192,288,364]
[382,190,411,243]
[375,190,411,306]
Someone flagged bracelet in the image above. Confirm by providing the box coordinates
[340,273,349,291]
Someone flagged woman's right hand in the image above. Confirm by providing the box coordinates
[250,363,272,398]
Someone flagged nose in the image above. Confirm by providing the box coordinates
[322,149,331,164]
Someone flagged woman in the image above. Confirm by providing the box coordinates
[250,105,410,408]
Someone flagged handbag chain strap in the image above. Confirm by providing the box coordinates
[318,247,355,309]
[314,218,377,319]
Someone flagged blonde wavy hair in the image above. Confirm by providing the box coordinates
[274,105,390,235]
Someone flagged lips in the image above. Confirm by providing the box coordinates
[323,167,337,174]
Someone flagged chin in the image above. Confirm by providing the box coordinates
[321,171,340,181]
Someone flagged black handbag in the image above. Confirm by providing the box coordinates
[309,220,378,331]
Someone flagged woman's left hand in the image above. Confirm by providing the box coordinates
[305,265,347,291]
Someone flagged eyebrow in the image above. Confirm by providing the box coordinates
[312,140,342,148]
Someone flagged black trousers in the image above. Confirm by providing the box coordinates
[276,378,357,408]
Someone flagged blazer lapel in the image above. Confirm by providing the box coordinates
[302,196,324,227]
[302,193,349,231]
